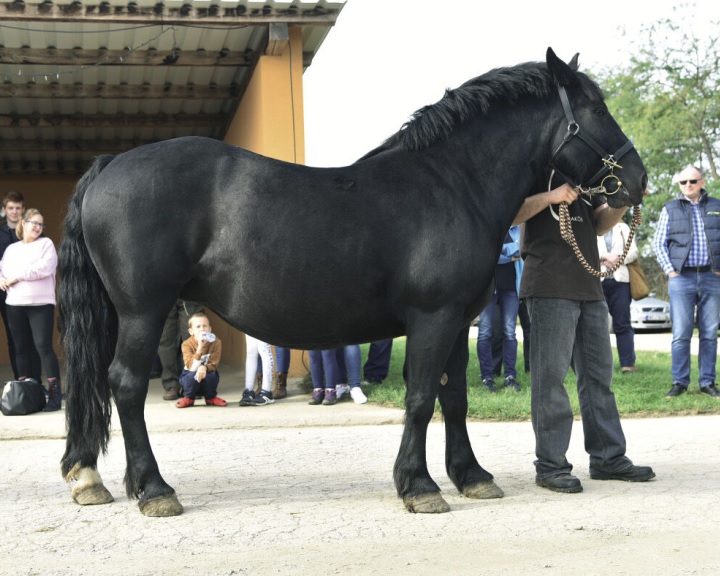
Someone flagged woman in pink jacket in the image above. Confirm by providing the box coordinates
[0,208,61,411]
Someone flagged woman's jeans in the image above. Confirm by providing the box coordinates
[309,349,338,390]
[335,345,362,387]
[275,347,291,373]
[602,277,636,368]
[668,270,720,387]
[527,297,631,478]
[477,289,519,379]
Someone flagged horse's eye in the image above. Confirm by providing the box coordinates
[595,105,608,116]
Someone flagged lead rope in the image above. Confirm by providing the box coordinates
[559,201,642,278]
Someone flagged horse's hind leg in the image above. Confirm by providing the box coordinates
[111,315,183,516]
[395,312,461,513]
[438,328,504,500]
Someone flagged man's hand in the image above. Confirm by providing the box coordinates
[548,183,580,205]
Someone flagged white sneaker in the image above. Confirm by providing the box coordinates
[336,384,350,400]
[350,386,368,404]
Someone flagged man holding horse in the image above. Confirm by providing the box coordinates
[514,182,655,493]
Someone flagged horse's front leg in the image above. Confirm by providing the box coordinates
[395,311,460,513]
[111,324,183,517]
[439,327,504,500]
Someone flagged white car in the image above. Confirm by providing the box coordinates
[630,294,672,331]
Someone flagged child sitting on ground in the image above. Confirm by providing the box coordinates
[176,312,227,408]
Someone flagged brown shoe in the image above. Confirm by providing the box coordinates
[163,386,180,400]
[273,372,288,399]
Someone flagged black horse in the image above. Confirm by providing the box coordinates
[58,48,647,516]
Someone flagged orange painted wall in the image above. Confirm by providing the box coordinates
[0,28,309,378]
[214,26,309,376]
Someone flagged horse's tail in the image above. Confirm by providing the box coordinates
[59,155,118,478]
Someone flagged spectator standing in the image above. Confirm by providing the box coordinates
[598,220,639,374]
[0,209,63,411]
[239,334,275,406]
[363,339,392,384]
[307,349,339,405]
[272,346,291,399]
[335,345,368,404]
[0,191,41,381]
[514,183,655,493]
[476,225,523,392]
[652,165,720,399]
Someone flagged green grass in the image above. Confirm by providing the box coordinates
[356,338,720,421]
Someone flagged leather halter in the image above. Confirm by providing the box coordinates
[549,85,636,195]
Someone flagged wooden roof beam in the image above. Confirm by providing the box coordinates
[0,3,340,26]
[0,82,241,98]
[0,46,258,67]
[0,111,229,128]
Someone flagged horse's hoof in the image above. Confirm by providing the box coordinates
[462,480,504,499]
[72,484,115,506]
[403,492,450,513]
[139,493,184,517]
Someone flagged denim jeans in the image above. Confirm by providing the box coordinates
[336,345,362,387]
[602,278,636,368]
[527,297,631,478]
[477,289,519,380]
[363,339,393,381]
[668,270,720,387]
[275,347,291,373]
[179,369,220,399]
[309,349,338,390]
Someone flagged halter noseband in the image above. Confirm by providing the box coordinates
[549,85,635,196]
[549,85,642,279]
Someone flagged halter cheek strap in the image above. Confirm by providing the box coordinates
[550,85,636,194]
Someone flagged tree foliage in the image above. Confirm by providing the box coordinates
[592,3,720,296]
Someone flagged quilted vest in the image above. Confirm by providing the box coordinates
[664,191,720,272]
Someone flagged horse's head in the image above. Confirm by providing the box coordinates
[545,48,647,208]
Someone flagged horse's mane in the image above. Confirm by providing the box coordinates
[359,60,603,160]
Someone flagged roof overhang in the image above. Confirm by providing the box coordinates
[0,0,346,174]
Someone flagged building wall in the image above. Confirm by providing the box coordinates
[214,25,309,376]
[0,27,309,378]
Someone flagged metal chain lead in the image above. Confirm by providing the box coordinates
[559,202,642,278]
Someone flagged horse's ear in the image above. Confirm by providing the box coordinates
[546,47,579,86]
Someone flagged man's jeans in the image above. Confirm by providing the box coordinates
[477,289,519,380]
[527,297,631,478]
[668,270,720,387]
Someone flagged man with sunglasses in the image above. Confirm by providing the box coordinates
[653,165,720,399]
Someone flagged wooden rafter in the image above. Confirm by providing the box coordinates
[0,82,240,98]
[0,47,258,67]
[0,3,339,26]
[0,112,228,128]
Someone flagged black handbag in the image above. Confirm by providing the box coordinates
[1,379,46,416]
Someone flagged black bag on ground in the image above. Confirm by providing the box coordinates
[1,379,46,416]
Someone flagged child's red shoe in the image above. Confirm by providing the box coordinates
[175,397,195,408]
[205,396,227,407]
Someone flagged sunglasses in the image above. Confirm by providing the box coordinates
[679,179,699,185]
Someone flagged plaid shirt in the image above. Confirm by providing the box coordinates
[653,199,710,274]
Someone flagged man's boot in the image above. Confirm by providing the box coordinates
[273,372,288,399]
[44,378,62,411]
[254,372,263,395]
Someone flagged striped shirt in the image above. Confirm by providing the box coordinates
[653,200,710,274]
